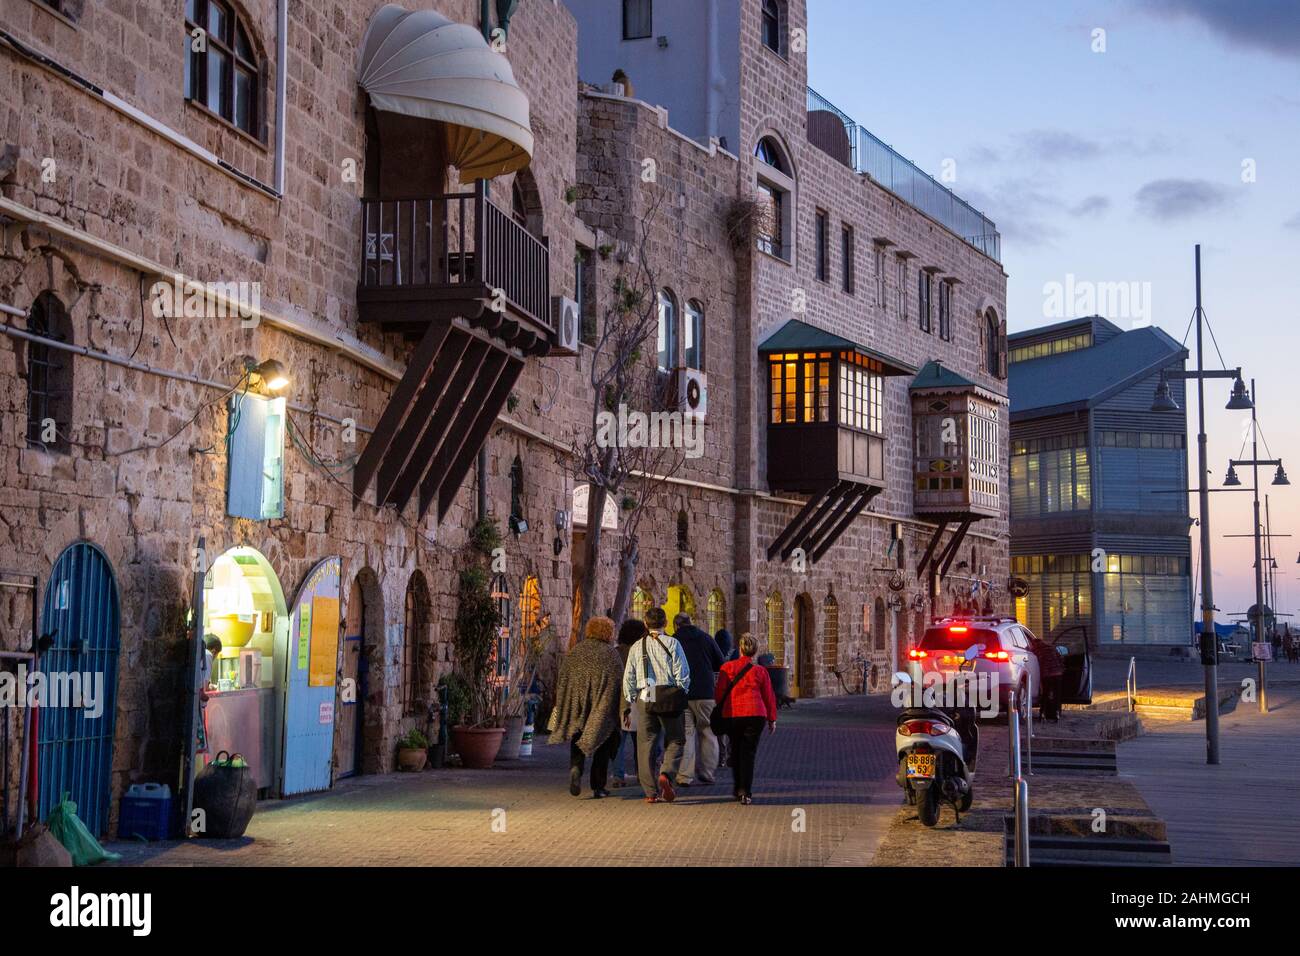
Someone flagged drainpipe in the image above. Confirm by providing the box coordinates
[274,0,287,194]
[705,0,724,143]
[480,0,492,41]
[475,0,492,523]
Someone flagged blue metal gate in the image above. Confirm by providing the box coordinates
[37,542,121,836]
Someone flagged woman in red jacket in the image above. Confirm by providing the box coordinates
[714,632,777,804]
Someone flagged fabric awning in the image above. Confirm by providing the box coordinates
[357,4,533,180]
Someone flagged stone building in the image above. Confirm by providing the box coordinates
[0,0,1009,838]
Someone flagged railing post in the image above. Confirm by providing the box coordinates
[1014,777,1030,867]
[1024,673,1033,776]
[474,180,488,287]
[1008,687,1021,780]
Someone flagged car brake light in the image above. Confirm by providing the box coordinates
[900,719,950,737]
[949,625,968,633]
[908,648,928,660]
[984,650,1010,661]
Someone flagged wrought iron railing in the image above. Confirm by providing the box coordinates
[805,87,1002,263]
[359,186,551,330]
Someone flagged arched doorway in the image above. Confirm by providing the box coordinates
[284,556,341,796]
[766,591,785,664]
[336,568,381,779]
[793,593,815,697]
[663,584,696,635]
[631,585,653,622]
[37,542,120,836]
[402,572,433,718]
[202,546,288,795]
[707,588,726,637]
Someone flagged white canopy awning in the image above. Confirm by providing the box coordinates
[357,4,533,181]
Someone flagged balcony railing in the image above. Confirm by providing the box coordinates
[358,185,551,332]
[805,87,1002,263]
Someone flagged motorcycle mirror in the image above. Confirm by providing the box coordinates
[964,643,985,661]
[891,671,913,687]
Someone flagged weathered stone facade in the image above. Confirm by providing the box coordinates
[0,0,1008,835]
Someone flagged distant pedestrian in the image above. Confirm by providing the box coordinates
[714,627,738,663]
[548,616,624,798]
[1028,635,1065,721]
[674,612,724,786]
[623,606,690,803]
[714,632,777,804]
[611,618,647,787]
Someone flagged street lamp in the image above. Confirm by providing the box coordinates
[1226,378,1288,715]
[1148,245,1247,764]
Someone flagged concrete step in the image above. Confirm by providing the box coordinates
[1030,749,1119,775]
[1004,833,1172,867]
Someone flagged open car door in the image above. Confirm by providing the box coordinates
[1053,624,1092,705]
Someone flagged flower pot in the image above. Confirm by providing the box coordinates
[451,726,506,769]
[497,715,526,761]
[397,747,428,772]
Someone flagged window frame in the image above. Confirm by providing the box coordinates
[938,279,952,341]
[814,209,829,283]
[841,225,855,295]
[755,137,795,263]
[918,269,933,333]
[184,0,264,142]
[657,289,679,371]
[761,0,783,55]
[622,0,653,41]
[684,299,705,370]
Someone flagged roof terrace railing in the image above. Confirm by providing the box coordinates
[806,87,1001,263]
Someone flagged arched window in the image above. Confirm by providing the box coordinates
[754,137,794,261]
[872,596,887,651]
[403,572,432,716]
[664,585,696,634]
[25,292,73,454]
[631,586,653,622]
[184,0,263,138]
[766,591,786,665]
[985,308,1004,378]
[823,590,839,668]
[520,575,542,641]
[684,300,704,370]
[657,289,679,370]
[707,588,726,637]
[761,0,783,54]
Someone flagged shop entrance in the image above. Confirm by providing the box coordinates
[202,547,287,796]
[37,542,120,837]
[283,557,341,796]
[335,574,366,779]
[663,585,696,635]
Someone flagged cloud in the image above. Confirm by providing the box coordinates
[1016,129,1104,163]
[1134,178,1235,220]
[1071,195,1112,216]
[1139,0,1300,57]
[1286,212,1300,230]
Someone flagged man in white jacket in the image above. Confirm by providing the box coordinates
[623,606,691,802]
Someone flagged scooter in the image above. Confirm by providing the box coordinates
[893,644,981,827]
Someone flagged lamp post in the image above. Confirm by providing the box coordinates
[1226,379,1288,714]
[1152,245,1253,764]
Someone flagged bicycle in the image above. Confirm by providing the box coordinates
[832,657,873,694]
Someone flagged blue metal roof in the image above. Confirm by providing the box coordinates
[1009,325,1187,417]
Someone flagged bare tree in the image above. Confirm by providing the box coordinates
[570,193,688,631]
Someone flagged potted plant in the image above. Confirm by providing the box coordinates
[449,566,506,768]
[497,618,555,760]
[396,728,429,772]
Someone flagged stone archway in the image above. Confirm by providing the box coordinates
[794,592,815,697]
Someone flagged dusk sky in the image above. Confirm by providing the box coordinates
[809,0,1300,625]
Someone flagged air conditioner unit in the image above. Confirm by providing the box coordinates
[675,367,708,418]
[550,296,580,356]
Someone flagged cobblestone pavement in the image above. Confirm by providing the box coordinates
[107,693,902,867]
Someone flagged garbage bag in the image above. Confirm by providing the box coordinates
[47,793,120,866]
[193,751,257,838]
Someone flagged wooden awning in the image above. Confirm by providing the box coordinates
[353,322,523,521]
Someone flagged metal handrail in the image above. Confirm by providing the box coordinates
[1126,656,1137,713]
[1008,687,1030,867]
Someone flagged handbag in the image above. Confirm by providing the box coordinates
[710,662,754,735]
[642,636,688,716]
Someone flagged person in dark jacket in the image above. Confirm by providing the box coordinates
[714,628,738,662]
[548,616,624,797]
[715,632,778,804]
[1029,636,1065,721]
[674,613,725,785]
[610,618,648,786]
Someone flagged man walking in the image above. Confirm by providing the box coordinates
[623,606,690,802]
[674,612,724,786]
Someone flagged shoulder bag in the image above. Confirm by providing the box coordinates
[710,662,754,735]
[643,636,688,716]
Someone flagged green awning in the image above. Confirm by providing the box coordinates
[758,319,916,376]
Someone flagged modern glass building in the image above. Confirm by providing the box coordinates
[1008,317,1193,652]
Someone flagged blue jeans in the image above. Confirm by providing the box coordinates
[612,730,636,779]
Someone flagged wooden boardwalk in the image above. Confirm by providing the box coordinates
[1118,685,1300,865]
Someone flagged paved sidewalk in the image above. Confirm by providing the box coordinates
[107,693,901,867]
[1118,685,1300,865]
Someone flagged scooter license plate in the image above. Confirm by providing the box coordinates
[906,753,936,778]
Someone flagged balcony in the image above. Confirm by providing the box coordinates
[357,182,552,354]
[805,87,1001,263]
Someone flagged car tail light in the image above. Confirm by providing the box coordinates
[984,650,1010,661]
[949,625,968,633]
[900,720,950,737]
[907,648,928,660]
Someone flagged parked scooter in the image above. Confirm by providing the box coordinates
[893,643,981,827]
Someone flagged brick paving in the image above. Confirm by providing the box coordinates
[106,694,901,867]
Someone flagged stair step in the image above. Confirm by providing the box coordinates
[1004,834,1172,867]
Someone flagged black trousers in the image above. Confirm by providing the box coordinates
[570,730,621,791]
[727,717,766,796]
[1040,675,1063,720]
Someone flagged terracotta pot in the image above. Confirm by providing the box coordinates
[397,747,428,772]
[451,726,506,769]
[496,715,526,761]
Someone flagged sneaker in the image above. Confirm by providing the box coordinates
[645,795,661,804]
[740,795,753,805]
[592,789,610,799]
[611,776,626,788]
[569,767,581,797]
[658,773,676,803]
